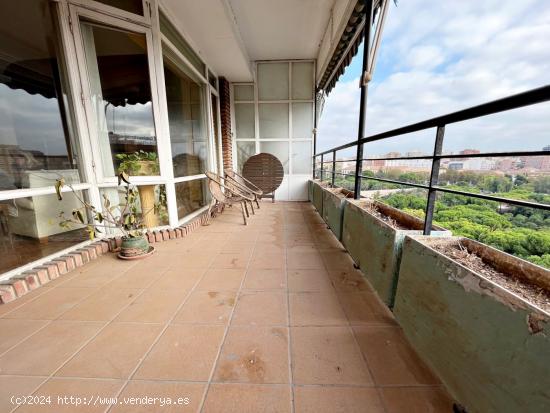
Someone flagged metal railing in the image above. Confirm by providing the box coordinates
[313,85,550,235]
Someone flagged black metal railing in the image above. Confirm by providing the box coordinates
[313,85,550,235]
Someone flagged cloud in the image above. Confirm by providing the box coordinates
[317,0,550,156]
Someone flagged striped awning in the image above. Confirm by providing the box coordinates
[318,0,388,95]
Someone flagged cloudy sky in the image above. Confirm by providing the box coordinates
[317,0,550,158]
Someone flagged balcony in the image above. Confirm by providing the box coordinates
[0,201,456,412]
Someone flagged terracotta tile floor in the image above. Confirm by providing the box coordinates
[0,202,454,413]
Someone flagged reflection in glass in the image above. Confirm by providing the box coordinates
[175,179,208,220]
[236,141,255,173]
[0,1,80,190]
[163,52,207,177]
[100,184,168,231]
[81,22,157,177]
[0,191,89,274]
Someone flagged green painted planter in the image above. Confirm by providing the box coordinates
[342,200,449,307]
[120,235,150,258]
[321,187,352,240]
[393,236,550,413]
[310,180,327,216]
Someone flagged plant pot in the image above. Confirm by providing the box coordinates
[135,160,158,176]
[342,199,449,307]
[322,187,353,240]
[393,235,550,413]
[119,235,150,258]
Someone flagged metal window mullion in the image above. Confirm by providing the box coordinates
[423,125,445,235]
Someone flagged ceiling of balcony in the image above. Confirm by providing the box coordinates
[162,0,336,82]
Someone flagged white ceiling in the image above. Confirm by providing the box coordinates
[162,0,335,82]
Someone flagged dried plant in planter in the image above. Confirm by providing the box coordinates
[55,173,162,259]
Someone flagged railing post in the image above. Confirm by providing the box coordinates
[423,125,445,235]
[320,153,324,182]
[354,1,373,199]
[331,150,336,187]
[354,143,364,199]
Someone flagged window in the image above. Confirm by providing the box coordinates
[159,11,205,76]
[0,191,89,274]
[0,0,81,191]
[175,179,208,220]
[80,22,158,177]
[163,50,207,177]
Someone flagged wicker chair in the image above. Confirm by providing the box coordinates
[205,171,255,225]
[225,169,263,209]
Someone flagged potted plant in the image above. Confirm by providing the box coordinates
[116,151,161,228]
[55,173,158,259]
[116,150,160,176]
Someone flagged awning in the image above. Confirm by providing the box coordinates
[318,0,388,95]
[1,55,152,107]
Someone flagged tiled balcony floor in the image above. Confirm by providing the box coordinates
[0,202,453,412]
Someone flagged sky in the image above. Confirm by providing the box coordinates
[316,0,550,158]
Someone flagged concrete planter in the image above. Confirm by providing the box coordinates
[394,236,550,413]
[321,187,353,240]
[342,200,449,307]
[310,179,327,216]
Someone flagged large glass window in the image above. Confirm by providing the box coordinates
[175,179,208,220]
[0,1,81,191]
[80,21,157,177]
[100,184,168,231]
[0,191,89,274]
[163,51,207,177]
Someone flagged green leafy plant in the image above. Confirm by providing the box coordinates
[55,172,160,240]
[116,151,160,175]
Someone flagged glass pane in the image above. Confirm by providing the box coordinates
[159,12,205,75]
[208,70,217,89]
[291,62,314,100]
[235,104,255,140]
[234,85,254,101]
[236,141,255,173]
[175,179,208,220]
[259,103,289,139]
[80,22,157,177]
[0,1,81,190]
[100,184,168,231]
[258,63,289,101]
[163,53,207,177]
[0,191,89,274]
[94,0,143,15]
[292,103,313,139]
[292,141,312,174]
[260,141,289,173]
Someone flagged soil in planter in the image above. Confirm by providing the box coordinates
[359,201,409,230]
[431,240,550,312]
